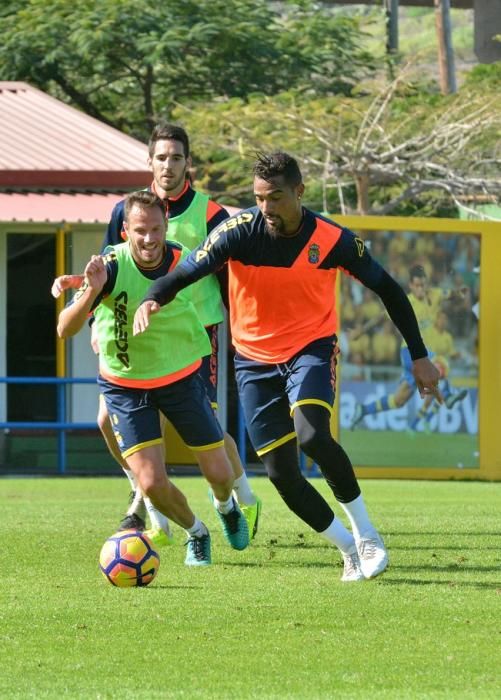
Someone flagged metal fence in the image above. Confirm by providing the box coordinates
[0,376,97,474]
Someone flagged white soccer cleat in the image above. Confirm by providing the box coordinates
[356,531,388,579]
[341,546,365,582]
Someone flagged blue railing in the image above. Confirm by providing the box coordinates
[0,376,97,475]
[1,377,316,477]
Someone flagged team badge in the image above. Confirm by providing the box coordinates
[355,237,365,257]
[308,243,320,264]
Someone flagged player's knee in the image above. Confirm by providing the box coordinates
[296,425,331,461]
[223,431,239,455]
[140,472,169,500]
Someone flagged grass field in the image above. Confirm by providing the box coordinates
[1,477,500,699]
[341,430,479,469]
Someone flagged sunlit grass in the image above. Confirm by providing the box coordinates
[1,477,499,699]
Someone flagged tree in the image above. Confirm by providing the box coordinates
[0,0,378,140]
[175,69,501,216]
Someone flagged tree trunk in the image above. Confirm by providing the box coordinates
[355,172,370,215]
[434,0,457,94]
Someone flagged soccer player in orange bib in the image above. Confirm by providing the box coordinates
[133,152,441,582]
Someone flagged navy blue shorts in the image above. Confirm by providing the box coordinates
[234,336,339,457]
[199,324,219,408]
[98,371,224,459]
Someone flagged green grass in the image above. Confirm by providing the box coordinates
[1,477,500,699]
[341,429,479,469]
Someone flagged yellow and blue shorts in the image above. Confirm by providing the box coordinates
[234,335,339,457]
[98,370,224,459]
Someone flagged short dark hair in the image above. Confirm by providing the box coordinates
[409,264,426,280]
[253,151,302,188]
[148,122,190,159]
[124,190,165,222]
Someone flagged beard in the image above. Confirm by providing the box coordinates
[264,217,285,238]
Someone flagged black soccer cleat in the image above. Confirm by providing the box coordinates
[117,513,146,532]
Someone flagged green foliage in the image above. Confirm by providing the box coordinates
[1,1,497,216]
[1,477,500,698]
[463,61,501,90]
[0,0,380,140]
[176,77,500,216]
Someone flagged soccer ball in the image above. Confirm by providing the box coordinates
[99,530,160,587]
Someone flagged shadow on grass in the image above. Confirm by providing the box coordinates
[215,560,342,569]
[388,544,499,550]
[392,563,501,573]
[378,577,500,590]
[260,542,327,550]
[386,531,501,537]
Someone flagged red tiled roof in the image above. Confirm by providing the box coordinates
[0,84,242,223]
[0,192,242,224]
[0,82,150,189]
[0,192,126,224]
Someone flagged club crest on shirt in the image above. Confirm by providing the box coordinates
[308,243,320,264]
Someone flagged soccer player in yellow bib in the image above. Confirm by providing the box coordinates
[350,264,466,430]
[56,191,250,564]
[52,123,261,545]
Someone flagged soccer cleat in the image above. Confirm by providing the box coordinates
[341,547,365,582]
[356,531,389,579]
[445,389,467,410]
[117,512,146,532]
[117,489,147,532]
[144,506,173,547]
[349,403,364,430]
[209,491,249,550]
[185,533,212,566]
[144,527,174,547]
[240,496,262,540]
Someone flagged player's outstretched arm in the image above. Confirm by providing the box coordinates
[412,358,443,403]
[132,301,161,336]
[57,256,106,338]
[51,274,84,298]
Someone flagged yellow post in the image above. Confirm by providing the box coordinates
[55,226,69,377]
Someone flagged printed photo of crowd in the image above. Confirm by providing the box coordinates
[339,230,480,470]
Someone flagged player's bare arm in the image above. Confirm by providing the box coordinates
[57,256,107,338]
